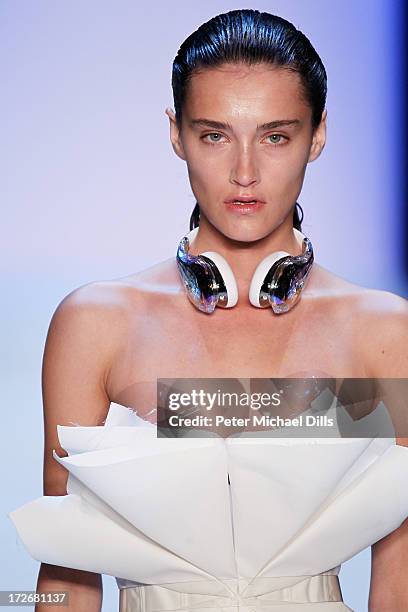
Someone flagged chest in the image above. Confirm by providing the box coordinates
[108,296,364,415]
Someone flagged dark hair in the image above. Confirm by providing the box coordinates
[171,9,327,232]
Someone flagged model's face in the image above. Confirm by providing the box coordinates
[167,62,326,242]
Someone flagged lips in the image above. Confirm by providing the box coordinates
[225,195,265,204]
[224,199,265,215]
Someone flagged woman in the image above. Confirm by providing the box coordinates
[10,9,408,612]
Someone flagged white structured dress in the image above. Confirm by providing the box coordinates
[8,393,408,612]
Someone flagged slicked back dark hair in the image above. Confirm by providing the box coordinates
[171,9,327,232]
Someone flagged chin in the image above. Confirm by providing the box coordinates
[219,225,273,244]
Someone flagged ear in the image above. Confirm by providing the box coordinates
[308,108,327,163]
[165,107,186,161]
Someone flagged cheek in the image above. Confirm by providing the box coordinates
[186,153,224,194]
[185,163,215,205]
[264,145,310,187]
[183,135,232,179]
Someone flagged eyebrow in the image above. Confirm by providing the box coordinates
[189,118,301,130]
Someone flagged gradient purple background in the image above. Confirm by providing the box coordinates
[2,1,406,610]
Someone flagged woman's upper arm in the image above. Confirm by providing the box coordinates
[42,282,123,496]
[359,291,408,608]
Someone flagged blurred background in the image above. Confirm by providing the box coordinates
[1,1,406,610]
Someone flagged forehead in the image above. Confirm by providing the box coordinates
[184,62,311,124]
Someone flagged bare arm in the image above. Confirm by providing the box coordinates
[359,291,408,611]
[35,282,123,611]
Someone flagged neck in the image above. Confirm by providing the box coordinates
[188,217,304,293]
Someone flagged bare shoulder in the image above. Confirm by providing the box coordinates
[56,256,179,311]
[44,280,138,400]
[355,285,408,378]
[110,257,183,297]
[45,276,151,381]
[309,263,407,312]
[304,263,405,307]
[307,264,408,376]
[52,257,183,330]
[51,279,134,342]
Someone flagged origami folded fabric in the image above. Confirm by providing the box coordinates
[8,396,408,603]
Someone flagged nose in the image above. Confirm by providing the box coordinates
[230,145,260,187]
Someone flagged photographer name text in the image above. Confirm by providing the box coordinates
[168,414,334,428]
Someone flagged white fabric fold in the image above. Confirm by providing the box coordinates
[8,398,408,601]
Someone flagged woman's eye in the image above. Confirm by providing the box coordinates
[201,133,287,146]
[202,132,225,144]
[266,134,287,146]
